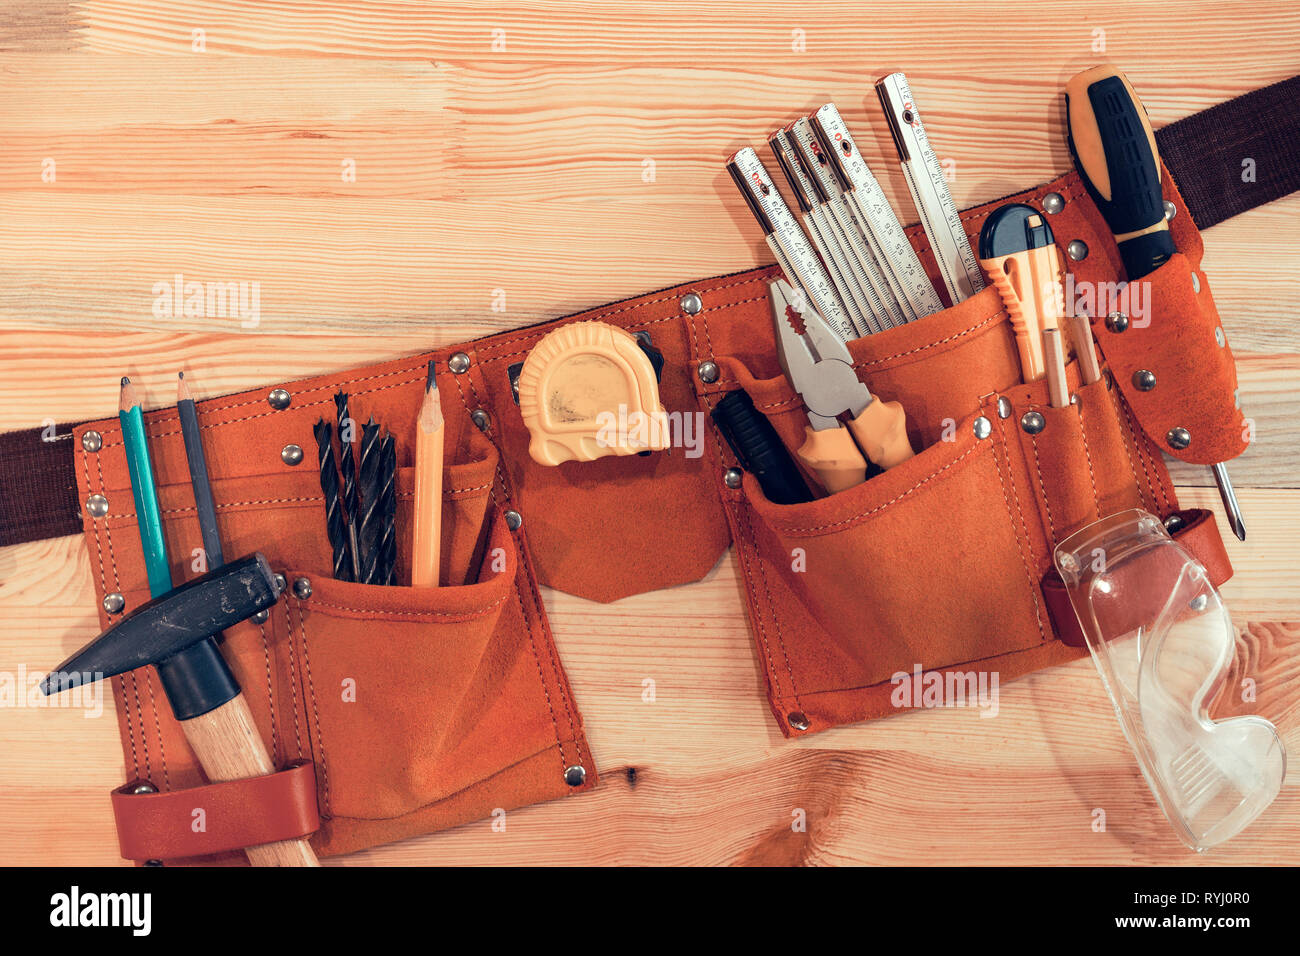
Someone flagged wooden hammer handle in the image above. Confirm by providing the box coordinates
[182,693,320,866]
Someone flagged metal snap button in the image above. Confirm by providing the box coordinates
[680,292,703,315]
[973,416,992,439]
[267,388,291,410]
[1067,239,1088,261]
[1042,192,1065,215]
[81,430,103,453]
[787,712,810,731]
[997,396,1012,419]
[1020,411,1046,435]
[1167,427,1191,450]
[1133,369,1157,391]
[1105,312,1129,333]
[724,467,743,488]
[86,494,109,518]
[697,361,719,384]
[564,765,587,786]
[448,352,471,374]
[102,592,125,615]
[292,577,312,599]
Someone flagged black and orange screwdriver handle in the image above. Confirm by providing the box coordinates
[1065,63,1175,280]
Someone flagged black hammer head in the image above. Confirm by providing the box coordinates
[41,553,281,696]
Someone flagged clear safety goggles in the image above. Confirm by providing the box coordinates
[1054,509,1285,851]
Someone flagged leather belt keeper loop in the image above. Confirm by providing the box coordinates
[111,761,319,861]
[1043,508,1233,648]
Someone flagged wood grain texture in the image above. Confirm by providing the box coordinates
[0,0,1297,866]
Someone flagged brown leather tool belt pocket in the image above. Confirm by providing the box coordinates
[78,355,595,863]
[267,506,590,856]
[697,169,1240,737]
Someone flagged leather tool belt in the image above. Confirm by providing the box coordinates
[3,76,1296,863]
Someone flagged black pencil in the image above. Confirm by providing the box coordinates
[176,372,224,569]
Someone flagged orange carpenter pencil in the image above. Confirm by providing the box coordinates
[411,361,444,588]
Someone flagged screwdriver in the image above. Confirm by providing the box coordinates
[1065,63,1246,541]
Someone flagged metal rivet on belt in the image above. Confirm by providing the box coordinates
[1163,199,1177,222]
[281,443,304,466]
[1103,369,1115,390]
[1067,239,1088,261]
[973,416,992,440]
[470,408,490,432]
[787,712,810,731]
[273,572,287,593]
[564,765,587,787]
[505,509,523,530]
[697,361,719,384]
[86,494,109,518]
[1070,393,1081,406]
[267,388,291,410]
[102,592,125,615]
[1215,326,1225,347]
[1105,311,1129,333]
[724,467,743,489]
[1167,426,1191,450]
[1191,272,1201,293]
[1133,369,1157,391]
[1041,192,1065,215]
[1163,513,1185,533]
[996,396,1012,419]
[448,352,471,374]
[1020,411,1046,435]
[252,609,269,624]
[132,782,158,796]
[292,577,312,599]
[81,430,102,453]
[680,292,703,315]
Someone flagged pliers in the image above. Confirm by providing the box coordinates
[771,279,914,492]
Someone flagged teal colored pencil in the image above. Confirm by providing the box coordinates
[118,377,173,598]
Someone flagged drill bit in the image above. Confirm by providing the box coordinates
[313,419,351,581]
[357,417,384,584]
[378,431,397,585]
[334,390,362,580]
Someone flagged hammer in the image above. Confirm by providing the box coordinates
[42,553,320,866]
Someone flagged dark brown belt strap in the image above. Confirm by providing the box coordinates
[0,424,82,546]
[1156,74,1300,230]
[2,77,1297,550]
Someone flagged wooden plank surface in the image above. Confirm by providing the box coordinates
[1,1,1298,866]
